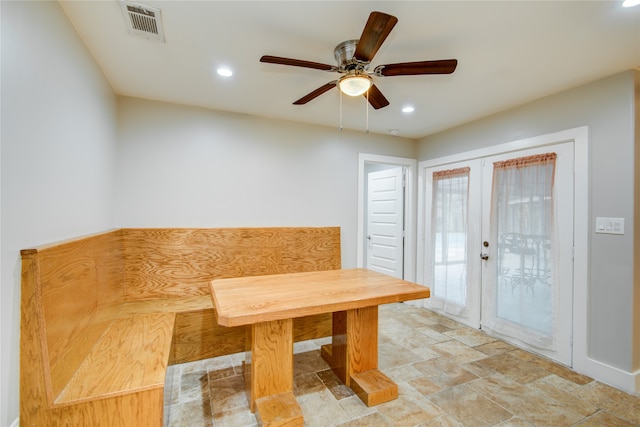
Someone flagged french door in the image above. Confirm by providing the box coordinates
[423,159,482,327]
[422,142,574,365]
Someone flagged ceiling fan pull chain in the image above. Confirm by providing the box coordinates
[365,89,369,134]
[339,89,343,131]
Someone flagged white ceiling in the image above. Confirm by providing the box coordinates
[59,1,640,139]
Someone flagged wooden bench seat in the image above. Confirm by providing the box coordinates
[57,312,175,405]
[20,227,340,426]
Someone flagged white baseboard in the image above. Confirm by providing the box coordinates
[577,357,640,395]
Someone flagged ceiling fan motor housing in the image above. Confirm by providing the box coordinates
[334,40,369,72]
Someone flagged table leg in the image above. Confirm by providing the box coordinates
[245,318,303,426]
[321,306,398,407]
[320,311,348,383]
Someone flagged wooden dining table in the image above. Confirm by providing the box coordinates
[209,268,430,426]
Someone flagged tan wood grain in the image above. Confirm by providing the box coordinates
[20,227,341,426]
[20,249,53,426]
[320,311,348,383]
[57,312,174,404]
[324,306,399,406]
[173,309,245,363]
[346,306,378,376]
[171,310,332,365]
[49,387,163,427]
[249,319,294,410]
[292,313,332,342]
[211,268,430,327]
[23,230,124,400]
[349,369,398,406]
[117,295,212,316]
[213,268,430,421]
[321,307,379,388]
[122,227,341,299]
[254,392,303,427]
[117,296,332,364]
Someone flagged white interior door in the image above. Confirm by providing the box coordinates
[422,141,574,366]
[367,167,405,279]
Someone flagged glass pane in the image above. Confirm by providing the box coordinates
[493,157,555,337]
[431,172,469,310]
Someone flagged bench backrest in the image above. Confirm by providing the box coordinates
[121,227,342,300]
[21,227,341,402]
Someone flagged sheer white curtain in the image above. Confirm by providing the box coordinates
[429,167,470,317]
[484,153,558,350]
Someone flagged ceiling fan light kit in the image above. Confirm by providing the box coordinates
[259,10,458,123]
[338,74,372,96]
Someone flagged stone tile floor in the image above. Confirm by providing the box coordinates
[164,303,640,426]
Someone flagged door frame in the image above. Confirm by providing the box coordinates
[417,126,588,371]
[357,154,417,281]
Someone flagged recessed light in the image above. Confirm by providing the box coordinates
[389,129,400,136]
[623,0,640,7]
[402,106,415,113]
[217,67,233,77]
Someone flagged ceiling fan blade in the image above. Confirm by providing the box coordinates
[377,59,458,76]
[365,84,390,110]
[260,55,336,72]
[353,11,398,62]
[293,81,337,105]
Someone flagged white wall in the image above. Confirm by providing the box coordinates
[417,70,639,391]
[634,73,640,375]
[3,1,637,425]
[0,3,415,423]
[1,2,118,425]
[116,97,416,268]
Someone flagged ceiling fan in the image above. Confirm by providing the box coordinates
[260,11,458,110]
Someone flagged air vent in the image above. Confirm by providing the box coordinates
[120,1,165,42]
